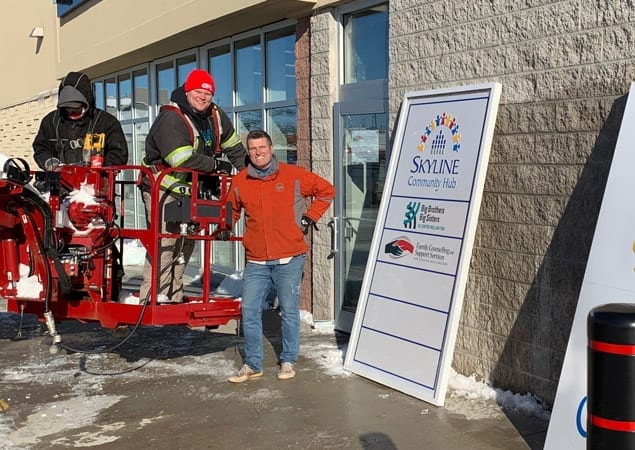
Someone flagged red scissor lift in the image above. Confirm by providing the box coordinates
[0,160,241,352]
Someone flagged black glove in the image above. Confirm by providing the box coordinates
[300,215,317,235]
[214,159,233,175]
[212,227,232,241]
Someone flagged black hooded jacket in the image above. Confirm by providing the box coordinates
[32,72,129,170]
[143,86,247,173]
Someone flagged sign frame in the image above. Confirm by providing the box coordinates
[344,83,501,405]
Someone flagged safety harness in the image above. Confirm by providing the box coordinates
[161,104,222,157]
[141,104,223,195]
[52,109,102,164]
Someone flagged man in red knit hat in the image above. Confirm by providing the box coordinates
[139,68,247,304]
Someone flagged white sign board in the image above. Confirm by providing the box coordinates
[344,83,501,405]
[545,83,635,448]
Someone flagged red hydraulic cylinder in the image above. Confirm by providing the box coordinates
[1,238,20,290]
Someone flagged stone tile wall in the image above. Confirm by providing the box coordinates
[310,10,339,321]
[0,91,55,169]
[389,0,634,405]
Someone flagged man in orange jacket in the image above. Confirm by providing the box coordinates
[226,130,335,382]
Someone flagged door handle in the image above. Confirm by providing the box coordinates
[327,217,338,260]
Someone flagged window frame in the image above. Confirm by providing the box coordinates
[199,19,297,138]
[337,0,389,86]
[149,49,199,120]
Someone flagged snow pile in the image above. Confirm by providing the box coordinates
[448,368,550,420]
[121,239,146,266]
[16,264,42,298]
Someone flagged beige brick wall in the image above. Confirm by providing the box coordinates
[310,10,338,321]
[0,91,56,170]
[389,0,634,405]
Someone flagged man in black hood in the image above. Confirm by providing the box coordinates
[32,71,128,170]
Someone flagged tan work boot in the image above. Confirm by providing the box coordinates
[277,362,296,380]
[228,364,263,383]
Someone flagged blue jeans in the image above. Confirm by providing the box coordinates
[241,254,305,372]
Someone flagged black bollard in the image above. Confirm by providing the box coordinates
[587,303,635,449]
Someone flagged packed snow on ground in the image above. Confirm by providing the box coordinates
[1,239,551,436]
[120,239,546,422]
[0,310,550,449]
[300,327,550,421]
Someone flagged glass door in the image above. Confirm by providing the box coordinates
[334,99,388,332]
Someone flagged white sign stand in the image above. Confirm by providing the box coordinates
[344,83,501,405]
[545,83,635,448]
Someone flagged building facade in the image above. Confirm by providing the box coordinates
[1,0,633,406]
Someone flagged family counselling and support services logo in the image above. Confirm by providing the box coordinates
[384,237,414,259]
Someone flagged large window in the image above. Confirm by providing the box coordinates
[94,66,150,230]
[95,22,297,272]
[155,54,197,111]
[207,24,297,164]
[56,0,89,17]
[209,45,232,108]
[266,29,296,103]
[343,4,388,84]
[235,36,262,107]
[266,29,297,163]
[267,106,297,163]
[204,24,297,269]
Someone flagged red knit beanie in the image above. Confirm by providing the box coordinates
[184,69,215,94]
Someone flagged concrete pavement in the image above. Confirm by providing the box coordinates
[0,267,549,449]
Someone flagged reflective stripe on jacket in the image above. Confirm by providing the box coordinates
[141,101,247,194]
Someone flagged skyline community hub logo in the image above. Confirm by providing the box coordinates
[408,112,462,191]
[418,112,461,154]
